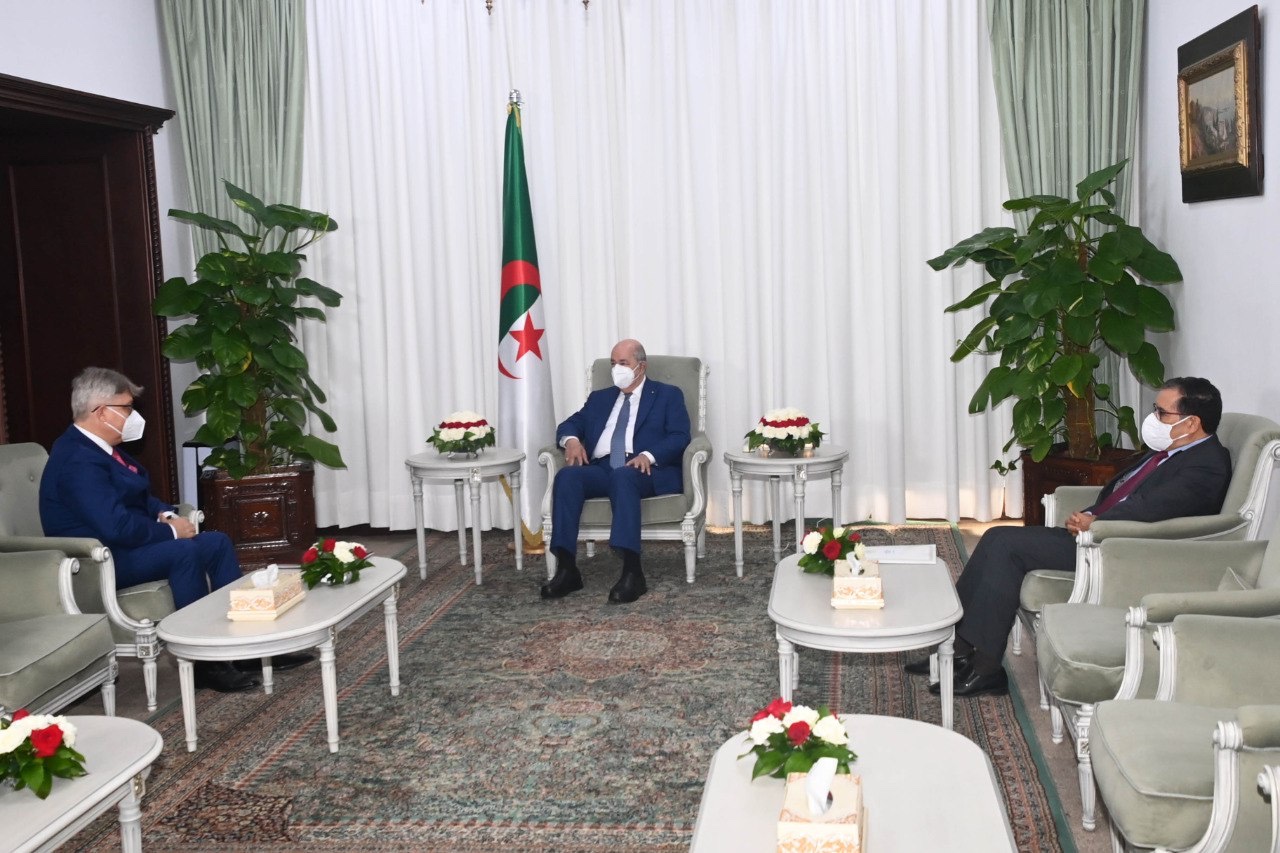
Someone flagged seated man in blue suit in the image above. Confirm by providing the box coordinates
[543,339,691,604]
[40,367,307,693]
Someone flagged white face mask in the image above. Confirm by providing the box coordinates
[1141,411,1188,452]
[106,407,146,443]
[611,364,638,390]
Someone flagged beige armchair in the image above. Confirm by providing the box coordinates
[0,549,116,717]
[0,442,197,712]
[538,356,711,583]
[1013,412,1280,657]
[1091,615,1280,851]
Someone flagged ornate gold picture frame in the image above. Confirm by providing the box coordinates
[1177,6,1262,202]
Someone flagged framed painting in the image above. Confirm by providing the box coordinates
[1177,6,1262,202]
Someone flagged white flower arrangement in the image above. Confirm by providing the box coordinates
[427,410,496,455]
[744,407,824,455]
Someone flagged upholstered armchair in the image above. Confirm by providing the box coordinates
[1012,412,1280,656]
[0,442,197,712]
[0,549,116,717]
[1037,526,1280,830]
[1091,615,1280,851]
[538,356,711,583]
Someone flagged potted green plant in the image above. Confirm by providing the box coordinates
[927,160,1183,518]
[154,181,345,568]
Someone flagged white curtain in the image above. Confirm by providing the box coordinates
[300,0,1015,533]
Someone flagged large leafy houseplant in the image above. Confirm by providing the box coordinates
[928,160,1182,462]
[154,182,346,478]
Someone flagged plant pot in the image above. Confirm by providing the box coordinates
[1019,446,1143,525]
[198,465,317,572]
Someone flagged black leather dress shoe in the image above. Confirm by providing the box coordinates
[607,570,647,604]
[540,565,584,599]
[904,649,972,676]
[928,666,1008,697]
[235,652,316,673]
[194,661,261,693]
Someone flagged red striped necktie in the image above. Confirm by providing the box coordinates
[112,449,138,474]
[1092,450,1168,516]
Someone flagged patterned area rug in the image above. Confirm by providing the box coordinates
[70,525,1061,852]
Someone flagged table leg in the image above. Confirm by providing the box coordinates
[453,481,468,565]
[321,632,339,753]
[177,658,197,753]
[469,468,483,584]
[411,475,427,580]
[384,590,401,697]
[793,465,808,554]
[770,477,783,564]
[831,467,843,525]
[730,468,744,577]
[261,657,275,695]
[777,632,795,701]
[117,776,144,853]
[939,634,955,731]
[511,467,524,572]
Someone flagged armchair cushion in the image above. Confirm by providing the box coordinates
[1037,604,1136,704]
[0,614,114,711]
[1019,570,1075,613]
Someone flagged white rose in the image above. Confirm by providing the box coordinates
[56,717,76,748]
[781,705,820,729]
[813,714,848,745]
[802,531,823,555]
[333,541,356,563]
[439,427,465,441]
[833,527,845,538]
[853,542,866,561]
[749,715,785,745]
[0,725,25,755]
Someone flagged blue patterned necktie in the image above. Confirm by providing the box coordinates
[610,393,632,468]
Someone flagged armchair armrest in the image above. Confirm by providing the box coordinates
[1093,538,1268,606]
[1142,588,1280,622]
[0,534,107,561]
[0,550,79,620]
[682,433,712,516]
[1044,486,1102,527]
[1162,615,1280,705]
[1239,706,1280,750]
[1086,512,1247,544]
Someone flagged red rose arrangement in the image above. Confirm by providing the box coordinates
[798,522,866,576]
[739,698,857,781]
[744,407,824,456]
[428,410,496,456]
[0,709,87,799]
[299,538,373,588]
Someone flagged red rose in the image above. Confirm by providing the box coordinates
[787,721,811,746]
[353,545,369,559]
[302,547,319,564]
[822,540,843,560]
[12,708,29,720]
[848,532,861,542]
[750,709,770,724]
[30,724,64,758]
[322,538,337,552]
[765,698,792,719]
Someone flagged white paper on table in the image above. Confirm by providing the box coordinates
[862,544,936,564]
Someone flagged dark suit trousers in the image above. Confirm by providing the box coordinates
[954,525,1076,659]
[114,531,242,609]
[550,459,659,555]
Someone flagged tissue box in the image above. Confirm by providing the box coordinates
[777,771,866,852]
[832,559,883,610]
[227,570,305,621]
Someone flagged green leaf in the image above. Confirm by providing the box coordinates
[1011,230,1048,266]
[169,208,254,243]
[259,251,303,277]
[967,366,1011,413]
[1105,273,1143,316]
[1099,308,1145,355]
[751,749,786,780]
[950,316,998,361]
[211,329,252,369]
[273,341,309,370]
[1075,160,1127,201]
[1061,313,1096,347]
[295,277,343,307]
[223,181,269,224]
[927,227,1017,270]
[162,325,210,361]
[154,277,204,317]
[1087,250,1126,284]
[1115,405,1140,446]
[992,314,1038,347]
[1095,383,1111,401]
[1021,280,1061,318]
[180,381,210,414]
[1127,342,1165,387]
[1136,285,1176,331]
[1048,355,1083,386]
[782,750,815,776]
[1004,193,1069,211]
[1012,397,1043,435]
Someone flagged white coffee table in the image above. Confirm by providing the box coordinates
[724,444,849,576]
[405,447,525,583]
[2,715,162,853]
[158,557,406,754]
[768,553,962,730]
[691,715,1016,851]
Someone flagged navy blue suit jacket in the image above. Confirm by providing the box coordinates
[40,426,176,549]
[556,379,691,494]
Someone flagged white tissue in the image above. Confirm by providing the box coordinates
[806,756,838,817]
[250,564,280,589]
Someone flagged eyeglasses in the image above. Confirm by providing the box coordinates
[95,403,135,415]
[1152,404,1182,420]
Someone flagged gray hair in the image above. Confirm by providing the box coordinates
[632,341,647,362]
[71,367,143,420]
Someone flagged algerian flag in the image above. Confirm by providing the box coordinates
[497,96,555,547]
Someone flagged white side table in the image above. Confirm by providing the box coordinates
[3,715,163,853]
[723,444,850,576]
[405,447,525,584]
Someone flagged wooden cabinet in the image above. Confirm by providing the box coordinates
[1020,446,1142,526]
[199,467,317,572]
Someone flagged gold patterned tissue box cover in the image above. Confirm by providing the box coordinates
[777,771,865,853]
[832,559,883,610]
[227,570,305,621]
